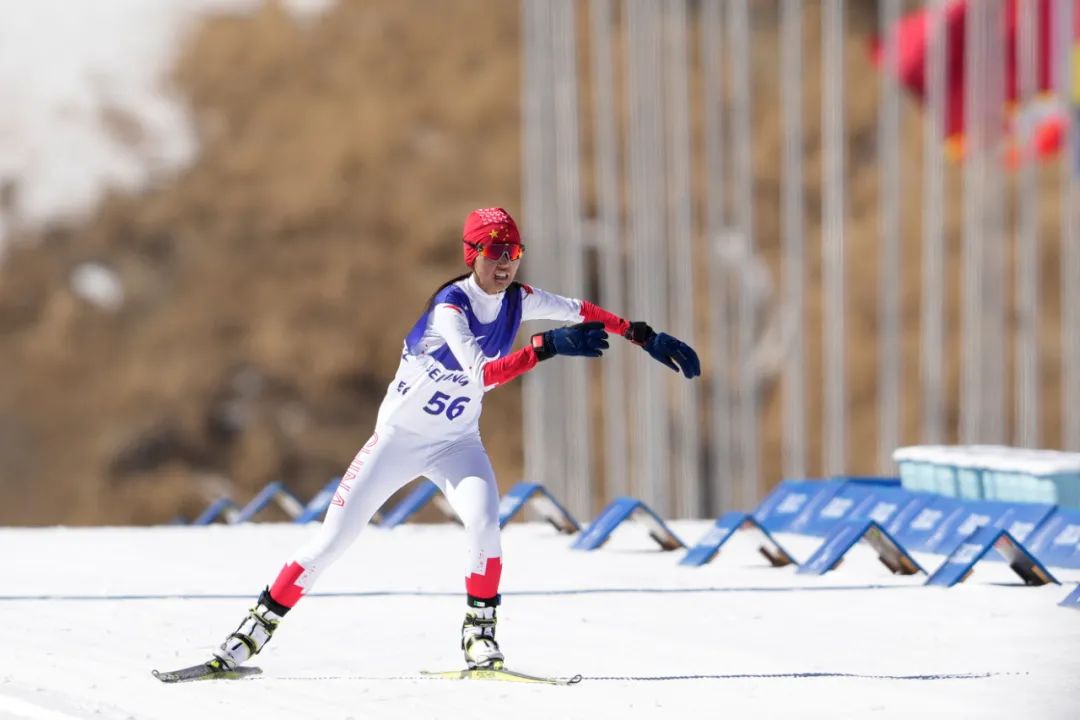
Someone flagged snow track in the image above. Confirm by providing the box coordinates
[1,521,1078,719]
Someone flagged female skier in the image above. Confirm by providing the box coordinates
[210,207,700,673]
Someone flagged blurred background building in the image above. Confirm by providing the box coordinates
[0,0,1078,526]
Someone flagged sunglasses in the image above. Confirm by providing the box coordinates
[473,242,525,262]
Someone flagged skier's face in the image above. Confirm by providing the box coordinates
[473,251,520,294]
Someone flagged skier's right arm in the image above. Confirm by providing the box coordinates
[431,303,608,391]
[480,322,609,390]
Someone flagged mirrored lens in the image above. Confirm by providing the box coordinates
[479,243,524,261]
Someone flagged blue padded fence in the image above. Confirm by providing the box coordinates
[184,466,1080,605]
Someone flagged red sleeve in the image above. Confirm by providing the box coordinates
[481,345,540,389]
[580,300,630,336]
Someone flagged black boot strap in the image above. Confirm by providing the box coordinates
[466,593,501,609]
[227,632,258,655]
[464,633,500,651]
[258,587,292,617]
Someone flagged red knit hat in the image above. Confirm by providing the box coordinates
[462,207,521,267]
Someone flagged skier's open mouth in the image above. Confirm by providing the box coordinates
[495,272,509,282]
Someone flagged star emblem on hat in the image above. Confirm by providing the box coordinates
[488,229,501,240]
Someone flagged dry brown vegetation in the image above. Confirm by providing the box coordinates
[0,1,1067,524]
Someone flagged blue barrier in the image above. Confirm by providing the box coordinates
[233,481,304,524]
[892,496,967,552]
[680,512,796,568]
[924,500,1055,556]
[572,497,684,551]
[295,477,343,524]
[925,525,1059,587]
[849,487,932,528]
[922,499,1011,555]
[192,497,239,526]
[378,479,458,529]
[991,502,1057,543]
[973,501,1057,565]
[783,481,852,535]
[795,483,881,537]
[797,519,923,576]
[1025,508,1080,568]
[753,480,843,533]
[497,482,578,533]
[1060,584,1080,609]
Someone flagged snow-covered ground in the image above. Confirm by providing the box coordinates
[1,520,1078,720]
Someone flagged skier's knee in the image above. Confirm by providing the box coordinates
[460,508,500,537]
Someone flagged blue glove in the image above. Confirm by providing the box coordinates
[624,321,701,379]
[531,321,609,360]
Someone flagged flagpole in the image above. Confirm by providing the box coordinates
[728,0,758,506]
[662,0,701,518]
[921,0,947,445]
[625,0,669,514]
[1016,0,1040,448]
[700,0,735,512]
[520,0,557,498]
[1060,0,1080,451]
[878,0,903,470]
[551,0,592,520]
[822,0,847,476]
[589,0,629,506]
[781,0,807,482]
[961,0,988,444]
[983,0,1008,445]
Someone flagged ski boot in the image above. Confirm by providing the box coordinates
[212,587,289,669]
[461,594,504,669]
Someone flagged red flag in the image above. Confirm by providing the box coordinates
[873,0,1078,161]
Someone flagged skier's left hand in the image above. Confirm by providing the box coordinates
[624,321,701,379]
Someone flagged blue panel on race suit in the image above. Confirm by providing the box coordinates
[405,285,523,369]
[797,519,924,576]
[1060,584,1080,609]
[192,497,239,526]
[893,496,967,553]
[753,480,843,533]
[572,497,684,551]
[1024,508,1080,568]
[925,525,1060,587]
[295,477,345,524]
[680,512,796,568]
[379,479,442,528]
[234,481,304,524]
[848,487,932,529]
[796,483,881,537]
[497,482,579,534]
